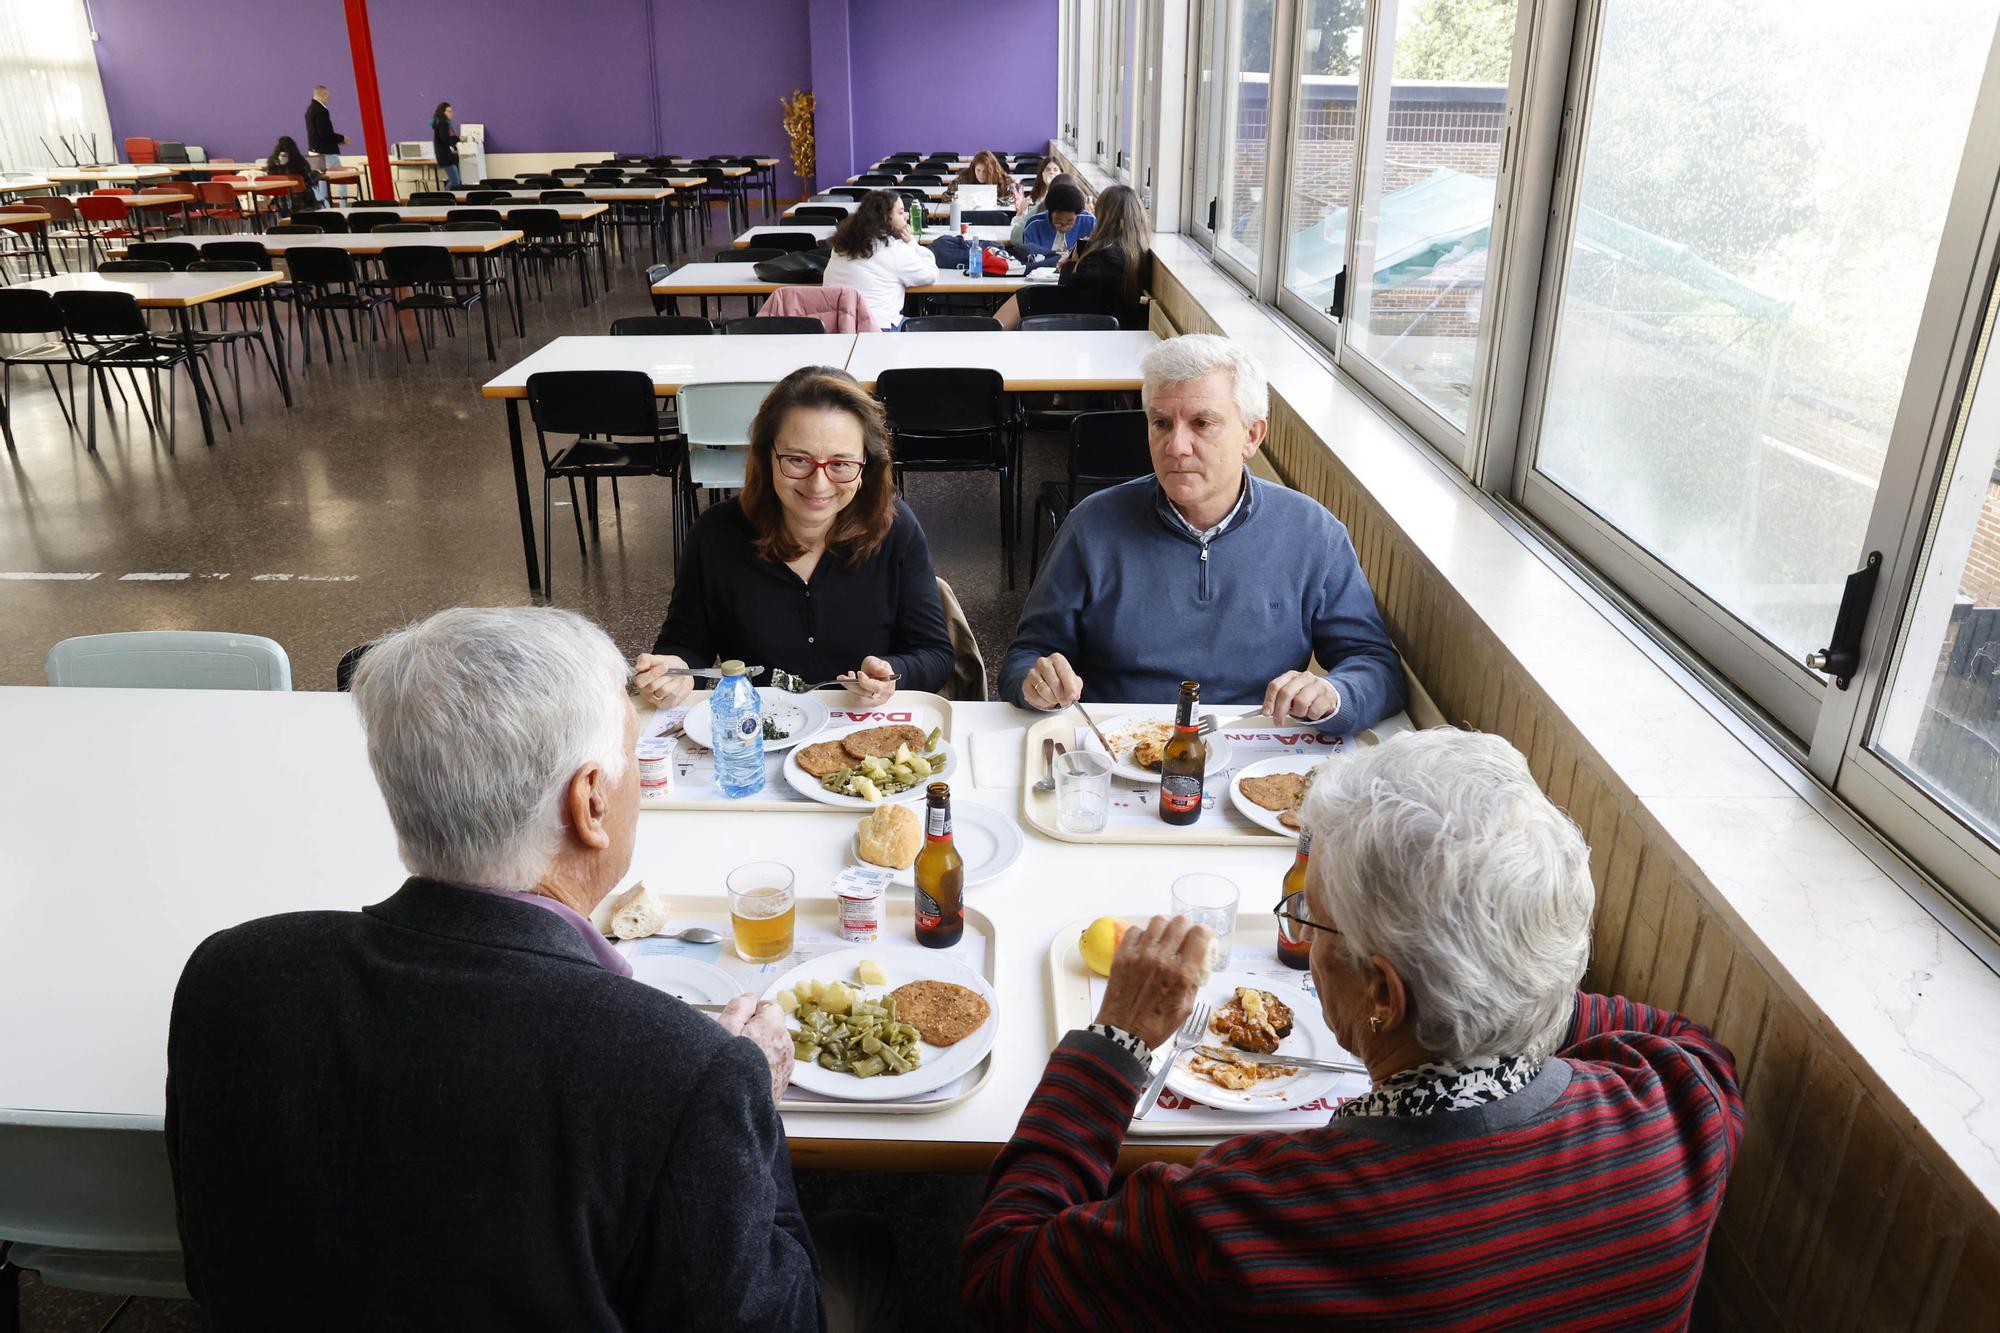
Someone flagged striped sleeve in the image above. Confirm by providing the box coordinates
[1562,990,1745,1160]
[961,1032,1210,1329]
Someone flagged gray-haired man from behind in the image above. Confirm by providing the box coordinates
[165,606,824,1331]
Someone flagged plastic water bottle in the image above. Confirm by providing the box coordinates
[962,223,979,277]
[711,660,766,799]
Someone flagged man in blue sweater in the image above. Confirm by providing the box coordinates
[1001,334,1405,730]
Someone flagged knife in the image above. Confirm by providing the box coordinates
[662,665,765,681]
[1071,700,1114,755]
[1191,1045,1367,1075]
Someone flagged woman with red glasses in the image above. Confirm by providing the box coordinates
[634,366,955,708]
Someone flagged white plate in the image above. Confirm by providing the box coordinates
[781,723,958,808]
[683,689,830,753]
[848,800,1025,888]
[1164,972,1350,1113]
[627,955,744,1007]
[1080,713,1234,785]
[762,944,997,1102]
[1227,754,1326,838]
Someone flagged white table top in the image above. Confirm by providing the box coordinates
[649,261,779,293]
[847,329,1156,390]
[448,188,671,202]
[0,177,54,194]
[47,165,179,182]
[481,333,857,398]
[10,269,282,308]
[0,689,1277,1156]
[329,202,607,222]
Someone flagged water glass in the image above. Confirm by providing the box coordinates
[1171,873,1240,968]
[1053,749,1114,835]
[728,861,796,964]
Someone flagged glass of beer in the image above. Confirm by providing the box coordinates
[728,861,796,964]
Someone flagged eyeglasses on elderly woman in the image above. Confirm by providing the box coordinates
[1273,891,1339,939]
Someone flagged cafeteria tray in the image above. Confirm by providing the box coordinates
[616,891,996,1116]
[641,689,953,814]
[1046,911,1363,1135]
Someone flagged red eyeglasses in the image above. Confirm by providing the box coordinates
[776,454,865,483]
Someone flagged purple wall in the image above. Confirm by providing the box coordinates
[88,0,1049,195]
[843,0,1058,176]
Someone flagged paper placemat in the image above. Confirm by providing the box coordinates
[968,726,1026,788]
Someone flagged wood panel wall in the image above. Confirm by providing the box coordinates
[1147,266,2000,1329]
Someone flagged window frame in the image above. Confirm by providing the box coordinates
[1183,0,1228,246]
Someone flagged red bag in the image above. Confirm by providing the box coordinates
[981,245,1009,276]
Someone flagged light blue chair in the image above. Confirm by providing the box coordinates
[44,631,292,690]
[674,380,776,564]
[0,1112,188,1312]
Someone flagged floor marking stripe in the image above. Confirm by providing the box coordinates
[119,572,190,581]
[0,572,102,581]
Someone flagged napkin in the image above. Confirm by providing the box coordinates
[968,727,1027,789]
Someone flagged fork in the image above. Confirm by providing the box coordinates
[1134,1000,1213,1118]
[778,670,903,693]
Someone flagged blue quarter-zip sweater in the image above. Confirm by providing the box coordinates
[1000,473,1406,726]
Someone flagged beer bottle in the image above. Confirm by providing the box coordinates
[1277,829,1314,970]
[914,782,965,948]
[1158,680,1206,826]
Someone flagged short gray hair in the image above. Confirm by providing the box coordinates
[352,607,632,892]
[1140,333,1269,428]
[1302,729,1594,1063]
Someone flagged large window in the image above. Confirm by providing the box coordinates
[1188,0,1227,242]
[1277,0,1368,319]
[0,0,114,174]
[1216,0,1276,274]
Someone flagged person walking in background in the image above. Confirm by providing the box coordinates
[303,84,347,204]
[431,102,462,190]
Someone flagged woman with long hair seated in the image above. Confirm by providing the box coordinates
[821,188,938,331]
[946,150,1019,207]
[1010,160,1064,244]
[263,135,320,205]
[633,367,954,708]
[996,183,1151,330]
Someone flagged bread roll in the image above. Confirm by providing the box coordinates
[856,803,922,869]
[606,881,671,940]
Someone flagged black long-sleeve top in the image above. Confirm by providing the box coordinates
[652,497,955,692]
[303,99,341,155]
[1061,241,1151,330]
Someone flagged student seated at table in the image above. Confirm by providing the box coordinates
[166,605,826,1331]
[1000,334,1406,728]
[996,182,1152,332]
[1009,160,1064,244]
[818,188,937,332]
[635,366,954,707]
[1019,177,1093,254]
[945,149,1018,206]
[963,727,1742,1329]
[262,135,319,203]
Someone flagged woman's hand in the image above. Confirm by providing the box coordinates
[633,653,693,708]
[839,656,900,705]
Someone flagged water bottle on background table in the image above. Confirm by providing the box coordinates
[948,190,961,234]
[962,223,979,277]
[712,660,766,799]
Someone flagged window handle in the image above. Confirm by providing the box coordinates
[1330,266,1348,322]
[1806,551,1882,688]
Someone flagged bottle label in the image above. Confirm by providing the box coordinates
[736,714,761,741]
[927,806,951,839]
[914,888,942,930]
[1160,773,1203,815]
[1297,829,1313,857]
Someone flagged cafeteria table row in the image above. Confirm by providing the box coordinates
[652,260,1051,321]
[480,329,1157,593]
[0,682,1296,1175]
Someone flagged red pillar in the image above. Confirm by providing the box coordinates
[342,0,394,200]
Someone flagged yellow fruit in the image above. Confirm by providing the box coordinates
[1079,917,1129,977]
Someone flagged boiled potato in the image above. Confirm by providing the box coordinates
[819,981,855,1015]
[777,988,799,1016]
[855,959,887,985]
[853,776,881,802]
[906,754,932,779]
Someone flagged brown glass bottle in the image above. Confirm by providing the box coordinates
[1157,680,1206,826]
[1277,829,1314,970]
[914,782,965,948]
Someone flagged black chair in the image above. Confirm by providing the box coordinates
[54,288,221,452]
[551,169,590,181]
[465,190,515,205]
[95,259,170,273]
[125,241,201,270]
[829,187,873,201]
[268,222,323,235]
[282,246,392,366]
[408,191,457,204]
[345,210,401,233]
[293,210,349,232]
[901,174,946,186]
[442,220,500,232]
[854,173,898,186]
[789,206,847,224]
[354,198,401,207]
[380,245,492,362]
[183,259,289,415]
[611,315,712,335]
[0,288,82,450]
[478,177,518,189]
[508,207,594,304]
[539,189,588,202]
[525,369,684,601]
[374,222,434,233]
[1017,284,1119,319]
[962,209,1012,226]
[517,175,561,190]
[445,208,503,228]
[722,316,824,334]
[1032,410,1152,581]
[728,247,783,263]
[1020,313,1121,332]
[901,315,1002,332]
[749,231,821,254]
[876,366,1020,587]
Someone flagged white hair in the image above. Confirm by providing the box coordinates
[351,606,632,892]
[1140,333,1269,428]
[1302,729,1594,1063]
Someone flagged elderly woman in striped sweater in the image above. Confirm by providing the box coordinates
[963,728,1744,1330]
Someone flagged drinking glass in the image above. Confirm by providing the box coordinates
[1171,873,1239,968]
[728,861,796,964]
[1053,749,1113,835]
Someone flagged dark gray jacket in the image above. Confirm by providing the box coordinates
[165,877,822,1331]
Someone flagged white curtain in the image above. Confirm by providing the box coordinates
[0,0,114,173]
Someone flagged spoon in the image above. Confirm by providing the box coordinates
[650,925,725,944]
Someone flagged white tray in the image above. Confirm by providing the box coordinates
[615,890,995,1115]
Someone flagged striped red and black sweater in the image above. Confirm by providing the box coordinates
[963,992,1741,1331]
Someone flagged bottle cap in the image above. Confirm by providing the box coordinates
[719,659,747,676]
